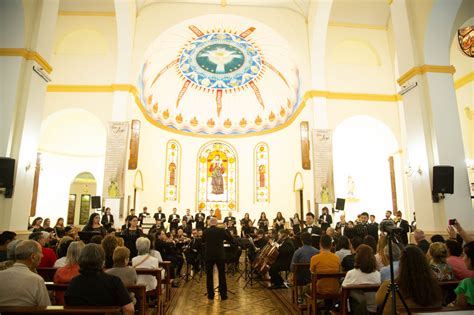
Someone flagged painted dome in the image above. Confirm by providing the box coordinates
[138,14,300,136]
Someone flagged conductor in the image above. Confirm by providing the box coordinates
[202,217,233,300]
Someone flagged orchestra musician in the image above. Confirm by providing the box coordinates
[257,212,269,233]
[240,213,251,237]
[153,206,166,222]
[101,207,114,229]
[168,208,180,232]
[206,209,216,228]
[184,229,202,273]
[354,212,370,238]
[273,212,285,233]
[335,214,347,236]
[290,213,301,234]
[303,213,321,248]
[318,207,332,233]
[138,206,151,227]
[269,229,295,289]
[178,219,191,237]
[195,209,206,231]
[154,231,182,287]
[184,209,194,232]
[225,219,238,236]
[223,211,236,226]
[148,218,166,239]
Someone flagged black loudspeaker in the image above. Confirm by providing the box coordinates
[0,158,15,188]
[91,196,101,209]
[335,198,345,210]
[433,165,454,194]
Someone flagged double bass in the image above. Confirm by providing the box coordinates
[252,241,279,276]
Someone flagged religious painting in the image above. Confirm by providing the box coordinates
[458,26,474,57]
[255,143,269,202]
[164,140,181,201]
[197,141,237,212]
[312,130,335,204]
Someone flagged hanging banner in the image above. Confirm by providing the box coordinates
[313,129,335,204]
[103,122,129,199]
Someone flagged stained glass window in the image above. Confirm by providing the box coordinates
[164,140,181,201]
[255,143,269,203]
[458,26,474,57]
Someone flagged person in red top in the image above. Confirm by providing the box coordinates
[53,241,84,305]
[29,231,57,268]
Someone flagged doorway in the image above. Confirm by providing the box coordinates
[68,172,97,225]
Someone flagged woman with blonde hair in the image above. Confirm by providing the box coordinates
[375,234,389,270]
[54,241,85,304]
[429,242,454,281]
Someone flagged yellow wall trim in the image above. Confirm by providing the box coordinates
[397,65,456,86]
[0,48,53,74]
[58,11,115,17]
[46,84,400,138]
[328,21,387,31]
[454,71,474,90]
[388,0,394,5]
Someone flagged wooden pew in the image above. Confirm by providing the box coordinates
[44,282,146,315]
[36,267,58,282]
[291,262,310,314]
[159,261,172,305]
[0,306,121,314]
[305,272,346,315]
[135,268,163,315]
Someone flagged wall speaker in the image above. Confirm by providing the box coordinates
[335,198,345,210]
[0,158,15,188]
[433,165,454,194]
[91,196,101,209]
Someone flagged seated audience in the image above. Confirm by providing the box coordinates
[309,235,341,295]
[375,235,389,270]
[54,236,73,267]
[362,235,377,254]
[0,231,16,262]
[335,236,351,262]
[29,231,57,267]
[90,235,103,244]
[342,236,363,271]
[454,241,474,306]
[64,243,134,315]
[0,240,51,306]
[53,241,85,305]
[342,244,381,314]
[380,243,401,282]
[446,239,474,280]
[429,242,454,281]
[376,245,442,314]
[413,229,430,254]
[431,234,445,243]
[106,246,137,286]
[290,232,319,303]
[132,237,162,292]
[102,234,119,269]
[0,239,22,271]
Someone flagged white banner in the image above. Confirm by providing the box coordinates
[312,129,335,204]
[103,122,129,199]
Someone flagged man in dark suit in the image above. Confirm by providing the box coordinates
[153,206,166,222]
[269,229,295,289]
[318,207,333,233]
[368,214,379,242]
[395,211,410,245]
[195,209,206,230]
[223,211,236,226]
[202,217,233,300]
[168,208,180,232]
[355,212,369,238]
[101,207,114,229]
[303,213,322,248]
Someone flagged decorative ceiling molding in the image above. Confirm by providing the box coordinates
[397,65,456,86]
[58,11,115,17]
[0,48,53,73]
[328,21,387,31]
[454,71,474,90]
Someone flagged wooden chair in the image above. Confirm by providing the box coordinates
[36,267,58,282]
[305,272,346,315]
[291,263,311,314]
[340,284,380,315]
[45,282,147,315]
[135,268,163,315]
[159,261,172,306]
[0,306,121,314]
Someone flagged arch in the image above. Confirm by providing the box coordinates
[134,170,144,190]
[55,28,109,55]
[71,171,96,184]
[331,39,381,66]
[69,172,97,225]
[332,115,398,219]
[293,172,304,191]
[196,140,238,212]
[39,109,106,157]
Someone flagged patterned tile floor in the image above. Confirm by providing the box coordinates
[167,266,298,315]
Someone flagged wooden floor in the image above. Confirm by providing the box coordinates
[166,265,298,315]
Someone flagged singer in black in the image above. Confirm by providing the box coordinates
[202,217,233,300]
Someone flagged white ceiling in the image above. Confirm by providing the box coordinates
[59,0,390,28]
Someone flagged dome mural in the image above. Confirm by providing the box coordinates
[138,14,300,136]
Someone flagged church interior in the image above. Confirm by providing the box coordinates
[0,0,473,314]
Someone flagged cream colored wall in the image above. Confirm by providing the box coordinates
[126,3,314,223]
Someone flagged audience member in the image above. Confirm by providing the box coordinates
[446,239,474,280]
[362,235,377,254]
[454,241,474,306]
[54,236,74,267]
[53,241,85,305]
[380,243,401,282]
[132,237,162,292]
[64,243,134,314]
[431,234,445,243]
[309,235,341,295]
[376,245,442,314]
[102,235,119,269]
[0,239,22,271]
[0,231,16,262]
[342,236,363,271]
[29,231,57,267]
[413,229,430,254]
[342,244,381,314]
[429,242,454,281]
[0,240,51,306]
[90,234,103,244]
[375,235,389,270]
[290,232,319,303]
[107,246,137,286]
[335,236,351,262]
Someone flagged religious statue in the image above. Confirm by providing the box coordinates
[320,184,330,203]
[209,155,225,194]
[169,162,176,186]
[258,164,266,187]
